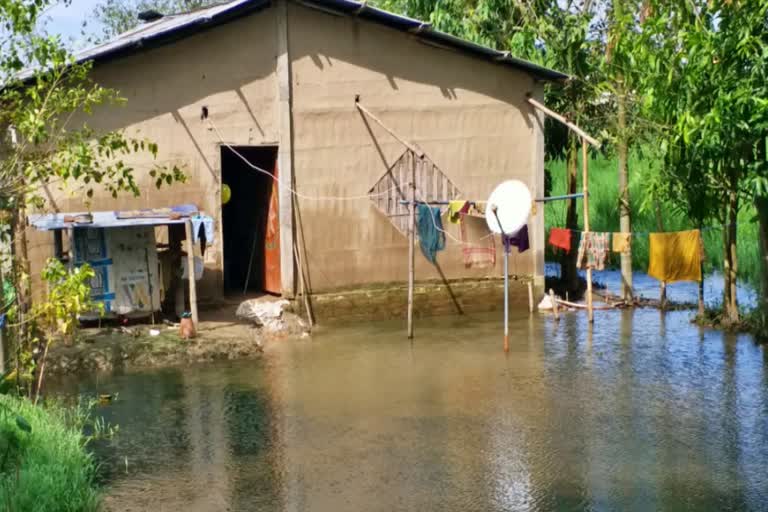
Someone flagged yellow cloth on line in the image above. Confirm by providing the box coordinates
[612,232,631,253]
[647,229,702,283]
[448,200,468,224]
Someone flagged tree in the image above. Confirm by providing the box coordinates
[0,0,185,395]
[95,0,218,38]
[641,0,768,324]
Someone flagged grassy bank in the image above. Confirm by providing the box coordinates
[0,395,100,512]
[544,153,761,287]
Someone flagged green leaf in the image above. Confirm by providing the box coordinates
[15,415,31,433]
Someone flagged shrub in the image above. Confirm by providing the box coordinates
[0,395,100,512]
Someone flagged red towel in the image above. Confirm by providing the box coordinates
[549,228,572,253]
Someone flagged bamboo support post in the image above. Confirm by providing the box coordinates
[550,288,559,321]
[184,220,199,329]
[582,139,594,323]
[527,280,534,313]
[407,153,416,339]
[527,97,600,147]
[356,102,425,158]
[293,243,314,329]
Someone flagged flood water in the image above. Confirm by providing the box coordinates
[52,309,768,511]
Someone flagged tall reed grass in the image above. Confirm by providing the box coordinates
[0,395,100,512]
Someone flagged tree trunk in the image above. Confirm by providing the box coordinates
[698,224,705,317]
[562,137,579,293]
[722,188,739,324]
[756,196,768,328]
[617,86,633,302]
[11,202,32,397]
[654,198,666,310]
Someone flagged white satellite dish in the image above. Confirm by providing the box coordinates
[485,180,532,235]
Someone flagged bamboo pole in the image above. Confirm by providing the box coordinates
[293,243,314,329]
[356,102,425,158]
[550,288,559,321]
[582,139,594,323]
[503,241,509,352]
[527,280,534,313]
[407,152,416,339]
[527,97,600,147]
[184,220,199,329]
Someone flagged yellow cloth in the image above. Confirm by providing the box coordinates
[612,232,631,253]
[647,229,702,283]
[448,200,468,224]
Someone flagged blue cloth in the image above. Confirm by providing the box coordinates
[191,215,214,244]
[0,314,5,329]
[417,204,445,264]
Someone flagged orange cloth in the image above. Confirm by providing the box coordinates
[612,232,631,253]
[549,228,572,253]
[647,229,702,283]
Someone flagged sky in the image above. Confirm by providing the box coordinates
[39,0,106,48]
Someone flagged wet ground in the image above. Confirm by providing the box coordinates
[51,305,768,511]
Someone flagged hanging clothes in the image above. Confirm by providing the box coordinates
[448,200,470,224]
[191,214,215,258]
[460,214,495,268]
[648,229,702,283]
[577,232,610,270]
[191,215,214,244]
[504,224,529,253]
[417,204,446,263]
[549,227,572,253]
[471,201,487,216]
[612,232,631,253]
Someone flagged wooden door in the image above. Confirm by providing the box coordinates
[264,161,281,294]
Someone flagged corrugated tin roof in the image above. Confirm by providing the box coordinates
[28,204,198,230]
[54,0,568,81]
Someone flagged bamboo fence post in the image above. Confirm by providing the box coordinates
[527,280,534,313]
[184,220,199,329]
[407,152,416,339]
[582,139,594,323]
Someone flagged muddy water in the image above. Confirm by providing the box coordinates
[52,310,768,511]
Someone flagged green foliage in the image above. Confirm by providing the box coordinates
[0,0,186,394]
[35,259,100,338]
[546,151,761,285]
[0,395,102,512]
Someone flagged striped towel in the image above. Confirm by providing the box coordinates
[460,214,496,269]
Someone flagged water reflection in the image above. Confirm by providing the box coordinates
[50,309,768,511]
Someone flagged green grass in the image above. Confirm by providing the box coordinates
[0,395,101,512]
[544,152,761,286]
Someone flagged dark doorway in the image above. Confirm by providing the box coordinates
[221,146,278,294]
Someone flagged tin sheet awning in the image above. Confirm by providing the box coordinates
[28,204,198,231]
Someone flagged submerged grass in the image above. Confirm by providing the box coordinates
[0,395,100,512]
[544,153,761,288]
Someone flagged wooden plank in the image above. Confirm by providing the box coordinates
[184,220,199,328]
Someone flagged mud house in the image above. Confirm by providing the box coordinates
[27,0,566,314]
